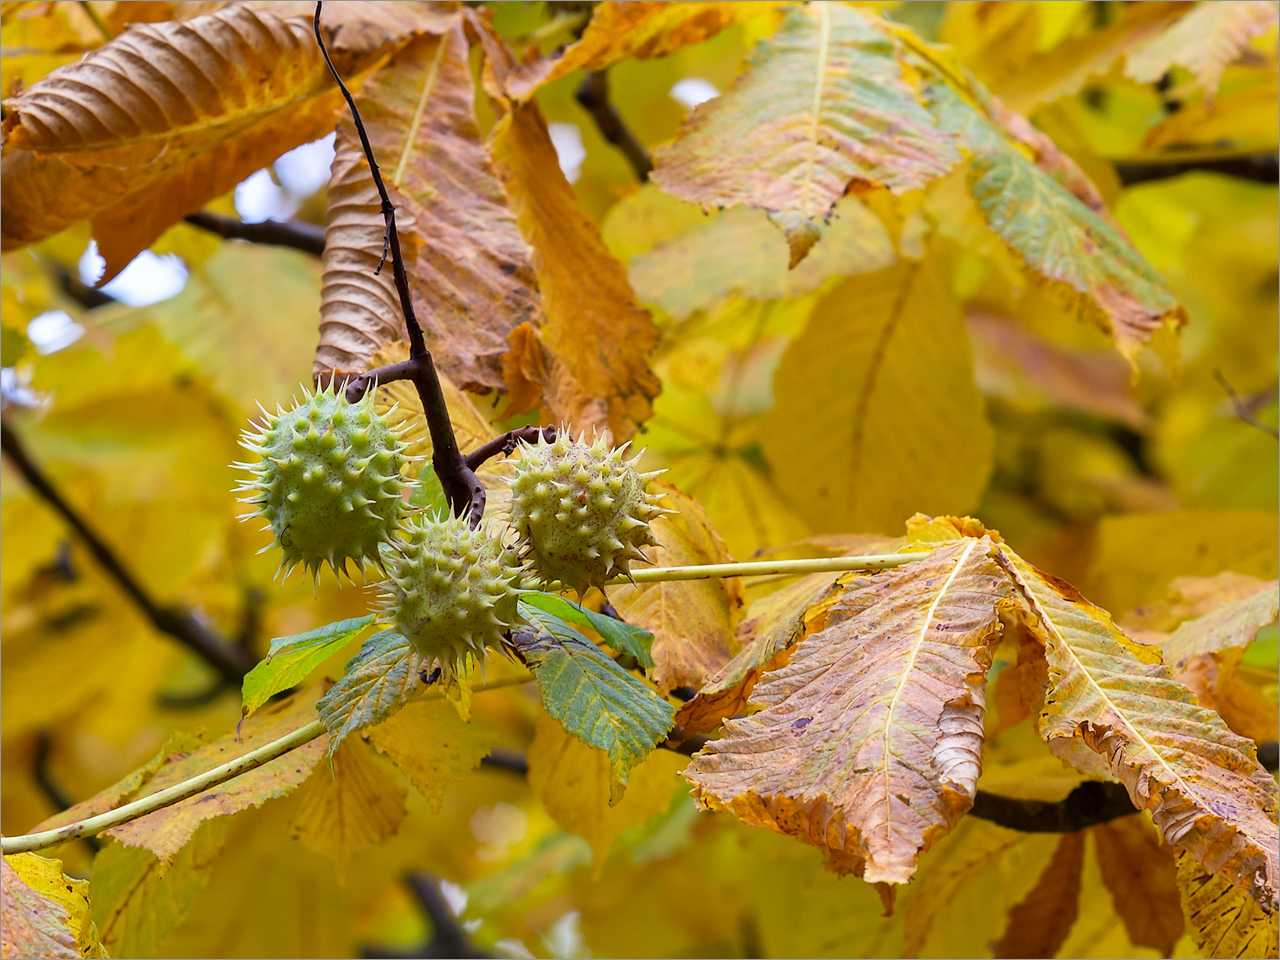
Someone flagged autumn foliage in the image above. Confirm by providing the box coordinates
[1,2,1278,959]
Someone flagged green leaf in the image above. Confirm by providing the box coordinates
[516,601,675,795]
[240,615,375,719]
[521,592,656,670]
[316,629,423,759]
[409,462,449,515]
[1,324,31,366]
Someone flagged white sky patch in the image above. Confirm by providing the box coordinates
[274,132,336,195]
[78,241,189,307]
[548,122,586,183]
[235,168,296,223]
[437,879,469,917]
[670,77,720,109]
[27,310,85,354]
[540,911,588,959]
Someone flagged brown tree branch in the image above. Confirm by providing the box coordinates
[464,425,555,472]
[314,2,485,526]
[184,211,326,256]
[361,873,490,959]
[576,70,653,181]
[1116,153,1278,186]
[1,421,255,684]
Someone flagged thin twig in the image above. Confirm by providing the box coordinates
[576,71,653,181]
[362,874,490,959]
[1,421,255,685]
[1213,369,1279,439]
[184,211,325,256]
[464,426,555,472]
[314,2,485,525]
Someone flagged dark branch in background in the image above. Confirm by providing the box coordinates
[33,730,102,854]
[362,873,489,959]
[314,2,486,527]
[56,267,116,309]
[184,211,326,256]
[476,738,1280,834]
[1213,369,1279,440]
[1115,152,1278,187]
[1,422,255,685]
[576,71,653,181]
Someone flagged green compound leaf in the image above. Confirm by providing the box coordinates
[409,462,450,515]
[316,629,423,759]
[241,615,375,719]
[521,591,656,670]
[516,601,675,798]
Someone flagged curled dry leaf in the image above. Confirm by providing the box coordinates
[997,545,1280,910]
[316,21,541,389]
[609,482,745,694]
[652,2,960,266]
[0,2,433,279]
[490,104,660,441]
[686,538,1015,883]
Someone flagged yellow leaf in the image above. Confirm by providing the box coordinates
[1160,579,1279,668]
[686,538,1015,883]
[80,691,326,866]
[366,699,496,813]
[316,22,541,391]
[288,737,407,870]
[998,545,1280,909]
[490,103,660,441]
[651,3,960,265]
[504,1,774,102]
[1177,849,1280,959]
[761,257,995,536]
[1086,510,1280,614]
[1126,1,1280,98]
[993,830,1086,959]
[609,482,745,694]
[526,712,682,867]
[627,197,895,320]
[1,851,106,959]
[1144,72,1280,153]
[1094,815,1185,957]
[0,4,432,278]
[90,818,230,960]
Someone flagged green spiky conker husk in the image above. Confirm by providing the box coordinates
[382,516,522,677]
[508,433,665,592]
[234,383,409,581]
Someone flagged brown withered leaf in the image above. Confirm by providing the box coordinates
[315,22,542,389]
[1095,816,1184,958]
[997,546,1280,910]
[100,692,327,865]
[288,737,407,870]
[504,1,773,102]
[652,3,959,266]
[993,830,1086,959]
[1,853,105,960]
[686,538,1015,883]
[1178,850,1280,960]
[490,104,659,441]
[674,534,897,735]
[0,3,432,278]
[609,482,745,694]
[502,322,611,438]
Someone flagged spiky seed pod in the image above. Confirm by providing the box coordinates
[381,516,523,678]
[233,382,410,582]
[507,432,666,592]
